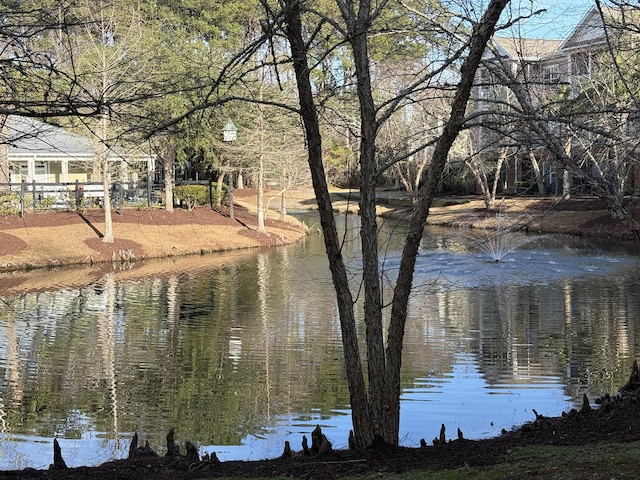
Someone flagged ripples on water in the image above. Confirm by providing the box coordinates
[0,224,638,468]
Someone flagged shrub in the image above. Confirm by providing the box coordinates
[173,185,210,210]
[514,181,534,194]
[0,192,19,216]
[37,194,59,210]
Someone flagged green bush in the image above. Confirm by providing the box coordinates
[0,192,19,216]
[76,195,95,210]
[37,195,58,210]
[173,185,210,210]
[514,181,534,194]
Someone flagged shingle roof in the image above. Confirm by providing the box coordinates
[5,116,93,157]
[491,37,563,61]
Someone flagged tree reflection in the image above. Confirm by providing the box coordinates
[97,273,120,459]
[0,231,637,466]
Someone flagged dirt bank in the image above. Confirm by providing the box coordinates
[0,193,308,273]
[376,193,640,240]
[1,189,638,279]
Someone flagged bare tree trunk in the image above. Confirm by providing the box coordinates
[163,148,175,212]
[393,161,413,197]
[563,135,571,200]
[216,170,225,207]
[284,0,508,449]
[98,114,114,243]
[95,24,114,243]
[412,112,434,196]
[257,89,266,233]
[336,0,387,443]
[490,148,507,206]
[562,170,571,200]
[0,116,9,183]
[383,0,509,444]
[466,159,493,209]
[527,148,546,195]
[283,0,374,450]
[93,148,102,181]
[102,173,113,242]
[279,191,287,220]
[413,152,429,196]
[279,163,287,221]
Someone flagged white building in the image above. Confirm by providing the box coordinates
[1,116,154,185]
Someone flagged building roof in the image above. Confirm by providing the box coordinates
[490,37,563,62]
[559,7,605,51]
[4,116,93,157]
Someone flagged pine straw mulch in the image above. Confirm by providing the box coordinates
[0,201,304,265]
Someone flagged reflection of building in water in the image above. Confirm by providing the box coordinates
[401,276,639,403]
[228,328,243,366]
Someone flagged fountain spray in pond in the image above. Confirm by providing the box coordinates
[459,198,529,262]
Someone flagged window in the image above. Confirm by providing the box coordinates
[571,52,590,76]
[18,162,47,181]
[34,162,46,181]
[543,162,556,186]
[543,65,560,83]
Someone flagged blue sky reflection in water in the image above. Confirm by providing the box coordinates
[0,221,639,468]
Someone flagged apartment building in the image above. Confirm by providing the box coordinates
[474,5,640,196]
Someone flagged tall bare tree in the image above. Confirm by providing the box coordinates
[69,0,159,242]
[281,0,509,448]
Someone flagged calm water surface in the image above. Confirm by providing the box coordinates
[0,214,639,469]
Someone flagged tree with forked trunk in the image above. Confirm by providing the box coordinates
[280,0,510,448]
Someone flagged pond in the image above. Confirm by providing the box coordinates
[0,213,638,469]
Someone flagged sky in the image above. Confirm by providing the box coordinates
[503,0,595,39]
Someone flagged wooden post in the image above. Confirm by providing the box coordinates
[311,425,322,453]
[439,424,446,445]
[185,441,199,464]
[147,174,151,207]
[128,432,138,458]
[166,427,179,456]
[19,179,24,217]
[229,172,234,219]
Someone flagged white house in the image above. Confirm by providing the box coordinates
[1,115,154,185]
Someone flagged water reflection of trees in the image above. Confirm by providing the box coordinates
[0,247,350,453]
[400,274,640,403]
[0,235,638,459]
